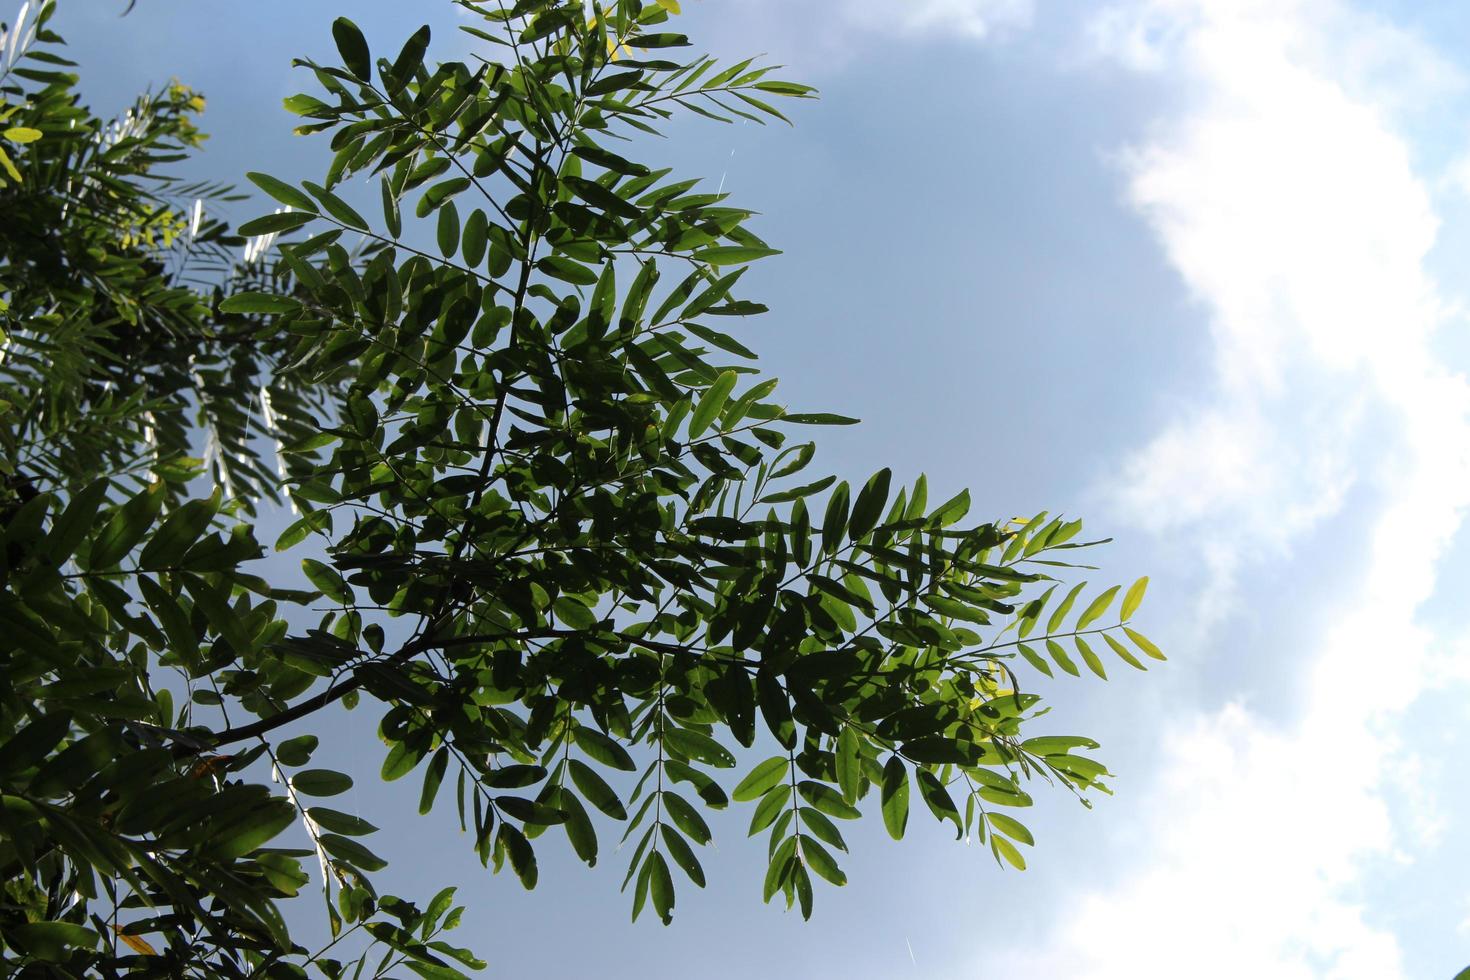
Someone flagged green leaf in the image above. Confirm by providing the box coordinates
[797,781,860,820]
[848,468,891,541]
[382,178,402,238]
[308,807,379,836]
[799,835,846,886]
[462,208,488,267]
[584,69,645,98]
[382,742,423,781]
[732,756,788,803]
[283,93,330,116]
[932,488,971,526]
[665,760,728,809]
[574,726,637,771]
[660,825,705,887]
[276,734,319,766]
[386,24,431,95]
[568,759,627,820]
[499,823,538,888]
[835,728,861,804]
[536,254,597,286]
[2,126,42,144]
[692,246,781,266]
[321,833,388,872]
[753,80,816,96]
[757,670,796,749]
[43,478,108,564]
[302,558,351,604]
[630,849,653,922]
[648,851,674,924]
[246,172,318,212]
[437,200,460,257]
[1047,582,1085,633]
[662,792,712,845]
[11,921,98,961]
[1120,575,1149,620]
[0,713,72,776]
[483,764,546,789]
[1076,585,1120,629]
[1076,636,1107,679]
[208,799,296,860]
[236,210,315,237]
[1017,643,1053,678]
[915,769,962,837]
[420,746,449,814]
[1105,633,1147,671]
[628,32,690,48]
[687,369,736,440]
[992,834,1027,870]
[332,17,372,80]
[138,489,220,570]
[566,175,641,220]
[882,758,905,846]
[758,475,834,506]
[426,887,458,931]
[798,806,847,852]
[1124,627,1167,661]
[820,481,850,554]
[987,812,1034,846]
[303,180,369,230]
[292,769,354,797]
[1047,639,1080,676]
[138,577,196,654]
[1022,735,1100,755]
[747,784,791,835]
[553,595,597,630]
[89,482,164,568]
[663,727,735,768]
[560,791,598,867]
[762,835,797,901]
[495,796,566,826]
[417,177,471,217]
[275,510,331,552]
[220,291,304,314]
[901,736,980,766]
[571,144,650,177]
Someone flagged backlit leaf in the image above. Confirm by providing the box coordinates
[732,756,788,803]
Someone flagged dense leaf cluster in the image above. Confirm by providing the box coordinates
[0,1,343,509]
[0,1,1163,976]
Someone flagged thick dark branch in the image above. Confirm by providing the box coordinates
[179,625,757,757]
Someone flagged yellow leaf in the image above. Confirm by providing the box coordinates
[112,925,157,956]
[656,0,682,12]
[0,146,20,184]
[2,126,41,144]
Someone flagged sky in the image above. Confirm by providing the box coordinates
[33,0,1470,976]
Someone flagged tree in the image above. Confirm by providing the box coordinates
[0,1,1166,975]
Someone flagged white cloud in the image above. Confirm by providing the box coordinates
[994,0,1470,976]
[673,0,1031,75]
[835,0,1032,41]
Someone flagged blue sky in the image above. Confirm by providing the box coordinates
[33,0,1470,975]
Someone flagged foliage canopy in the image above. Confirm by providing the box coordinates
[0,1,1163,975]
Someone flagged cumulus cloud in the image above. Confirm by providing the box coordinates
[994,0,1470,976]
